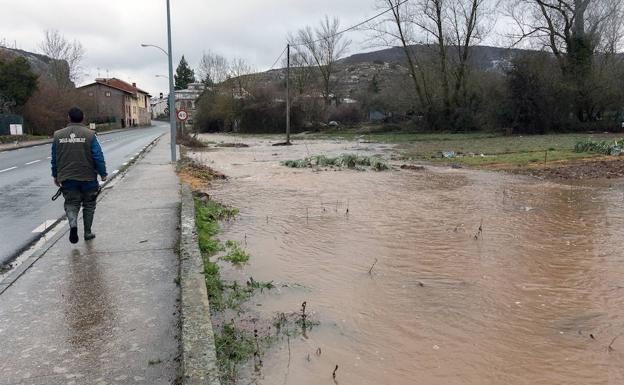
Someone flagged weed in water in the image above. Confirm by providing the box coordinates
[215,322,256,384]
[282,153,389,171]
[220,241,250,264]
[247,276,275,292]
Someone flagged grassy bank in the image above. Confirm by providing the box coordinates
[0,134,48,144]
[300,130,624,168]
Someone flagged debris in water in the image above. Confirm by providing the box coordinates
[368,258,378,275]
[400,164,425,171]
[609,335,621,352]
[474,219,483,240]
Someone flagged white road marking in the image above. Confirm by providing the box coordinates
[47,156,52,159]
[25,160,41,165]
[0,167,17,173]
[32,220,58,233]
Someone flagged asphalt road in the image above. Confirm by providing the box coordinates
[0,122,169,264]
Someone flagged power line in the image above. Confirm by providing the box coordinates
[265,0,410,70]
[292,0,411,47]
[268,45,288,71]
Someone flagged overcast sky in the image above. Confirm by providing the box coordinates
[1,0,507,96]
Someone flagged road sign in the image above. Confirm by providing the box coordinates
[176,109,189,122]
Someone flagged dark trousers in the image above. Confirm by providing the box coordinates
[62,189,98,233]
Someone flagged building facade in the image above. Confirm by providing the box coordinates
[79,78,152,128]
[175,83,206,122]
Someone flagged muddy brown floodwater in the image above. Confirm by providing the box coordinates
[192,134,624,385]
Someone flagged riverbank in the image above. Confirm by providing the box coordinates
[184,134,624,385]
[289,129,624,180]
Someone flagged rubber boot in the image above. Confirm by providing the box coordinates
[83,189,98,241]
[63,189,81,244]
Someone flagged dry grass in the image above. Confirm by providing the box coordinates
[177,158,225,189]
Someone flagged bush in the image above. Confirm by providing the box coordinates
[22,81,80,135]
[326,104,364,125]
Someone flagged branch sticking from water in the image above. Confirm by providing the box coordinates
[368,258,379,275]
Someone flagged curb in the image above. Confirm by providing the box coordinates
[0,134,164,293]
[179,184,221,385]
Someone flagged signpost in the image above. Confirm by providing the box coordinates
[176,109,189,122]
[177,109,188,136]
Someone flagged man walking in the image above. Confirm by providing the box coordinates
[51,107,107,244]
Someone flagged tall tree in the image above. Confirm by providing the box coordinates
[0,56,38,113]
[174,55,196,90]
[39,29,84,86]
[198,51,229,86]
[292,16,351,105]
[508,0,624,120]
[370,0,491,125]
[228,58,255,98]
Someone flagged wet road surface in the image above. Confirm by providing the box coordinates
[0,123,168,264]
[0,133,180,384]
[192,134,624,385]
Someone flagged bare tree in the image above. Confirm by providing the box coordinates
[198,51,229,85]
[39,29,85,85]
[283,35,318,97]
[368,0,429,109]
[370,0,492,119]
[507,0,624,119]
[292,16,351,105]
[228,58,255,98]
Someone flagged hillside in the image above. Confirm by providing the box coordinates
[0,46,71,85]
[254,44,539,100]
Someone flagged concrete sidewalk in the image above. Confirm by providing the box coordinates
[0,134,181,384]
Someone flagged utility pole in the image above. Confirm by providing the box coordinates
[166,0,177,162]
[286,43,291,144]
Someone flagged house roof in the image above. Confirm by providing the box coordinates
[79,78,151,97]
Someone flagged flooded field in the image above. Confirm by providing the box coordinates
[191,134,624,385]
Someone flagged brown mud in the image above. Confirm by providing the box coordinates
[191,134,624,385]
[510,158,624,181]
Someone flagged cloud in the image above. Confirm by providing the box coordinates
[1,0,416,94]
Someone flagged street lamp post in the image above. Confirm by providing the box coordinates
[139,0,177,163]
[166,0,176,163]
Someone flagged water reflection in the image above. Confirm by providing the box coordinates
[64,248,115,353]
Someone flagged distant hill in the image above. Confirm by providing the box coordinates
[339,45,538,71]
[254,44,541,100]
[0,46,72,85]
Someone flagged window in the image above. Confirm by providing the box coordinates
[105,91,111,97]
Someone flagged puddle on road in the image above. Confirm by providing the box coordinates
[192,134,624,385]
